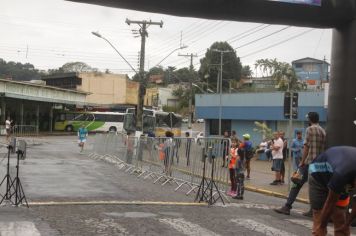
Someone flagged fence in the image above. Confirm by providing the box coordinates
[12,125,38,137]
[0,125,39,147]
[88,133,232,204]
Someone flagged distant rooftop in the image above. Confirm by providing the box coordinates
[292,57,330,65]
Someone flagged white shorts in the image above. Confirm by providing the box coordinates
[78,139,86,143]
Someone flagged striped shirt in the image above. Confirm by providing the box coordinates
[304,124,326,164]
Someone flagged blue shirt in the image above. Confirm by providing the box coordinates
[291,138,304,158]
[309,146,356,194]
[78,127,88,140]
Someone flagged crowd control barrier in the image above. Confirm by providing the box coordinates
[88,133,232,203]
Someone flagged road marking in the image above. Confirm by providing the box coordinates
[28,200,208,206]
[216,203,304,214]
[84,218,129,236]
[159,218,221,236]
[0,221,41,236]
[287,219,356,236]
[231,218,298,236]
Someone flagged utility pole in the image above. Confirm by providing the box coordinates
[212,49,233,135]
[178,53,198,129]
[126,18,163,132]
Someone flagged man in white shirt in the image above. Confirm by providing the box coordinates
[270,131,284,185]
[5,116,12,142]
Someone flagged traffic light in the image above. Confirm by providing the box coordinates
[284,92,298,119]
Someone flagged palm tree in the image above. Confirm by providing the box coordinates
[255,59,298,91]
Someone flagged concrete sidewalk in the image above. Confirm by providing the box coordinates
[246,157,309,202]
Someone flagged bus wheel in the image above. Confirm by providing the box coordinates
[109,126,117,132]
[65,125,74,132]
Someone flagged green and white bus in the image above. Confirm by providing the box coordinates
[54,111,125,132]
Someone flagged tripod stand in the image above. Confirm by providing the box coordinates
[195,148,224,205]
[9,149,28,207]
[0,145,15,205]
[195,151,209,203]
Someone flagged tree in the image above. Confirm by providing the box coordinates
[199,41,242,92]
[172,86,187,109]
[60,62,97,73]
[0,58,42,81]
[253,121,273,140]
[254,58,298,91]
[48,62,97,74]
[241,65,253,78]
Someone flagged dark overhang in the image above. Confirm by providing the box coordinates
[42,72,79,80]
[68,0,356,28]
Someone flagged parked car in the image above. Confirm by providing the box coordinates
[196,119,204,123]
[182,118,189,123]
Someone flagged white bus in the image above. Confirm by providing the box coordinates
[54,111,126,132]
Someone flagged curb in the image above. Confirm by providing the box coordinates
[28,200,208,207]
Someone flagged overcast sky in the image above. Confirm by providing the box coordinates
[0,0,332,77]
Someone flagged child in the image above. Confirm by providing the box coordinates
[228,140,238,196]
[233,144,245,200]
[78,124,88,153]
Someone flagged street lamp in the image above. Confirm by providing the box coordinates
[154,45,188,67]
[91,32,138,74]
[192,83,215,93]
[92,31,142,132]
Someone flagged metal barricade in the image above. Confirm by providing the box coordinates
[87,133,232,202]
[12,125,38,137]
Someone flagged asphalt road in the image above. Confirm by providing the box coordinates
[0,136,353,236]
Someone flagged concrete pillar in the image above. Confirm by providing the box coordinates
[327,20,356,147]
[49,104,53,133]
[20,102,24,126]
[36,104,40,134]
[1,99,5,124]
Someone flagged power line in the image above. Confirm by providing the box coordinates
[241,28,315,58]
[313,29,325,57]
[234,26,291,50]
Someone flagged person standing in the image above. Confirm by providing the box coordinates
[230,130,241,144]
[239,134,253,179]
[221,131,230,168]
[308,146,356,236]
[270,132,284,185]
[185,131,192,166]
[274,112,326,216]
[5,116,12,143]
[279,131,288,184]
[227,140,238,196]
[291,131,304,171]
[78,124,88,153]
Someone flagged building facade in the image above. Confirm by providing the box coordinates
[42,72,139,107]
[0,79,87,132]
[195,91,326,146]
[144,87,178,109]
[292,57,329,88]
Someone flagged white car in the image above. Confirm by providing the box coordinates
[196,119,204,123]
[182,118,189,123]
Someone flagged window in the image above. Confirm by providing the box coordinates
[209,120,231,136]
[66,113,75,121]
[94,114,124,122]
